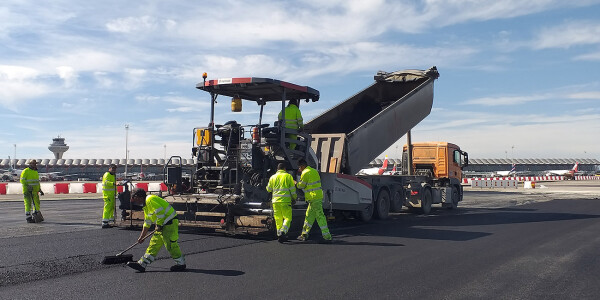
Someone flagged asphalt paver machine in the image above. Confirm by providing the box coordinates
[163,74,320,234]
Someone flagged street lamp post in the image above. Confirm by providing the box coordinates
[125,124,129,178]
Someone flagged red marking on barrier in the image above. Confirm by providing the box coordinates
[135,182,149,191]
[0,183,7,195]
[160,183,168,191]
[118,185,124,193]
[83,183,97,193]
[55,183,69,194]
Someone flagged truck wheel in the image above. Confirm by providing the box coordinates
[390,191,403,212]
[357,204,374,222]
[421,188,432,215]
[374,189,390,219]
[447,186,459,209]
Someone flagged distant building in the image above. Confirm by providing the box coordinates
[48,136,69,159]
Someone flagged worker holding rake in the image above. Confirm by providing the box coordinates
[126,188,186,272]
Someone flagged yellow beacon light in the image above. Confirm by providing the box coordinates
[231,94,242,112]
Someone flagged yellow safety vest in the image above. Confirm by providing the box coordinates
[266,170,297,203]
[143,195,177,228]
[20,168,40,193]
[297,166,323,201]
[102,172,116,197]
[278,104,303,130]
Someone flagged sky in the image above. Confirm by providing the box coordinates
[1,0,600,161]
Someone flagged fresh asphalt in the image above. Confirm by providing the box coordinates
[0,181,599,299]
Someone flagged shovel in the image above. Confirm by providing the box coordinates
[102,229,156,265]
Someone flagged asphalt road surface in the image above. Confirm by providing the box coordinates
[1,181,599,299]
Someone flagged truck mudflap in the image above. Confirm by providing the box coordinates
[320,173,373,211]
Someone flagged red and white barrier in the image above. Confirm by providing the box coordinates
[7,183,23,195]
[0,181,168,195]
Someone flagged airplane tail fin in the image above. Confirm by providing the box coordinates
[572,162,579,172]
[378,155,389,175]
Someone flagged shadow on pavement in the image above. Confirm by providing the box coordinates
[330,200,600,242]
[145,267,245,276]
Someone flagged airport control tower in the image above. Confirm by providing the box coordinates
[48,136,69,159]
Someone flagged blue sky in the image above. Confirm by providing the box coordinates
[1,0,599,161]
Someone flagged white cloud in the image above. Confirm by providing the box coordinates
[39,49,126,73]
[56,66,78,88]
[462,94,551,106]
[568,91,600,99]
[532,20,600,49]
[123,68,148,89]
[574,51,600,61]
[93,72,114,88]
[0,80,51,109]
[0,65,40,80]
[106,16,158,33]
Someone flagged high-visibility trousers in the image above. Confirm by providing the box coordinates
[301,199,331,240]
[102,194,116,223]
[23,191,40,214]
[139,219,184,266]
[285,133,298,150]
[272,202,292,236]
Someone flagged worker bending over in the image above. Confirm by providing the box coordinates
[126,188,186,272]
[20,159,44,223]
[278,99,303,150]
[296,159,332,243]
[266,163,297,243]
[101,164,117,228]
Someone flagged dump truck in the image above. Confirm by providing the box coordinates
[118,66,468,234]
[305,68,468,220]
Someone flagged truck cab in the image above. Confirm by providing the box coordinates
[403,142,468,180]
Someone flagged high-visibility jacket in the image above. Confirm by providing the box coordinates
[296,166,323,201]
[278,104,303,130]
[142,195,177,229]
[102,172,116,198]
[266,170,297,203]
[20,168,40,193]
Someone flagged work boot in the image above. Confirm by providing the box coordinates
[126,261,146,273]
[101,223,112,229]
[26,217,34,223]
[297,234,308,242]
[170,264,187,272]
[277,235,288,243]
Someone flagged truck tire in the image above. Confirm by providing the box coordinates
[357,204,374,222]
[390,190,403,212]
[374,189,390,219]
[447,186,459,209]
[421,188,432,215]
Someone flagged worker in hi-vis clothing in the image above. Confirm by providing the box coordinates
[126,188,186,272]
[278,99,303,150]
[101,164,117,228]
[20,160,44,223]
[266,163,297,243]
[296,159,332,243]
